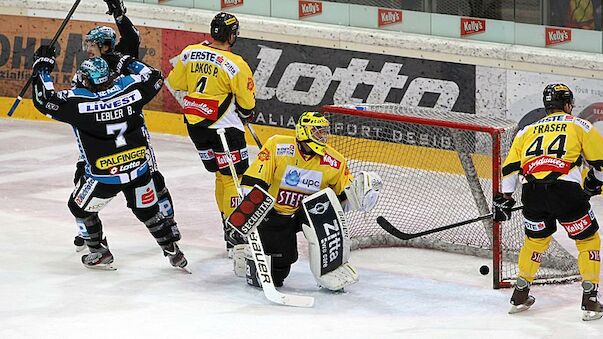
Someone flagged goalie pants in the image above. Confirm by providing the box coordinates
[257,210,305,285]
[517,180,600,283]
[186,124,249,219]
[67,171,180,250]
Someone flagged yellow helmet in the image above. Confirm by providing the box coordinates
[295,111,330,155]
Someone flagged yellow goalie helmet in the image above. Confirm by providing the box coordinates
[295,111,330,155]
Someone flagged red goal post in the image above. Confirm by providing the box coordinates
[320,104,580,289]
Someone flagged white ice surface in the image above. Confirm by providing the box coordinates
[1,119,602,339]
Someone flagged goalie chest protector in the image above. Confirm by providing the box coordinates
[302,189,349,276]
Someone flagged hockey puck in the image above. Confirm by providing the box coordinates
[480,265,490,275]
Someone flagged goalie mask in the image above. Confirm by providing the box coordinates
[211,12,240,46]
[295,111,330,156]
[543,83,574,111]
[77,57,110,90]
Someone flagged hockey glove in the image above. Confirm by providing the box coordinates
[104,0,126,19]
[33,45,56,75]
[116,54,135,75]
[584,169,603,198]
[235,103,255,124]
[492,193,516,221]
[102,51,124,72]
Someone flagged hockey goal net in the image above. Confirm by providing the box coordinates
[320,104,580,288]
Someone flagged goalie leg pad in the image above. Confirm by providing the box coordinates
[302,188,357,291]
[233,244,249,278]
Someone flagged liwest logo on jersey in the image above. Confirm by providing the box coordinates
[96,146,147,170]
[78,91,142,113]
[281,165,323,192]
[276,144,295,157]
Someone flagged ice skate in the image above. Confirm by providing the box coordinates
[508,277,535,314]
[73,235,86,252]
[162,242,191,274]
[81,245,115,271]
[582,281,603,321]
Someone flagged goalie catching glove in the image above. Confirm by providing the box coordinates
[344,171,383,212]
[302,188,358,291]
[493,193,516,221]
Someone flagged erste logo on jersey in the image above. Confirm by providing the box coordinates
[378,8,402,27]
[276,188,309,208]
[183,96,219,121]
[78,91,142,113]
[522,156,571,175]
[276,144,295,157]
[460,17,486,36]
[281,165,323,192]
[320,153,340,169]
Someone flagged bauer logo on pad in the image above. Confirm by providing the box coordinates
[227,185,275,236]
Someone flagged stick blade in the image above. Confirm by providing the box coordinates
[376,216,412,240]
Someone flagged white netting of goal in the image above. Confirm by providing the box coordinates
[321,104,580,288]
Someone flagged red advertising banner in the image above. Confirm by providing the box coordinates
[299,1,323,19]
[378,8,403,27]
[221,0,244,9]
[545,27,572,46]
[460,17,486,36]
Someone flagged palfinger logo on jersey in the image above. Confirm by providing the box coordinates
[560,211,594,237]
[378,8,402,27]
[299,1,322,18]
[96,147,147,170]
[460,17,486,36]
[183,96,219,120]
[522,156,571,175]
[135,181,158,208]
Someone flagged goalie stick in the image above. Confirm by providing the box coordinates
[377,206,523,240]
[217,128,314,308]
[7,0,82,117]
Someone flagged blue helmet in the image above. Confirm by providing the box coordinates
[84,26,117,50]
[78,57,110,86]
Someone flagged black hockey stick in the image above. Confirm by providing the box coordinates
[7,0,82,117]
[377,206,523,240]
[246,123,263,148]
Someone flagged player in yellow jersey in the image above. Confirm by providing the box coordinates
[494,84,603,320]
[166,12,256,251]
[230,112,382,289]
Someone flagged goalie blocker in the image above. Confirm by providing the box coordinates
[302,188,359,291]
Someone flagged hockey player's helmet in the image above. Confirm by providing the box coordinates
[211,12,239,45]
[83,26,117,51]
[543,83,574,110]
[295,111,330,155]
[77,57,110,87]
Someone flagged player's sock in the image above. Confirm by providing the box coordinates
[509,277,535,314]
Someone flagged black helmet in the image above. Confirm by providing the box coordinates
[210,12,239,45]
[543,83,574,110]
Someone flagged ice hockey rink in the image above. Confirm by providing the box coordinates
[1,118,602,339]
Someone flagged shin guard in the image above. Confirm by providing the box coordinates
[517,236,553,283]
[576,232,601,284]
